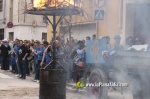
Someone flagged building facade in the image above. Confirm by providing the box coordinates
[48,0,150,46]
[1,0,47,41]
[0,0,5,40]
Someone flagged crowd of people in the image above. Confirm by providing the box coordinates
[0,35,88,82]
[0,34,124,83]
[0,37,60,82]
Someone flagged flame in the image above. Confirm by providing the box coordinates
[33,0,77,8]
[34,0,48,8]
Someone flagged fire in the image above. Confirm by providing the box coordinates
[34,0,48,8]
[33,0,77,8]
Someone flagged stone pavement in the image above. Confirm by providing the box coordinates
[0,69,133,99]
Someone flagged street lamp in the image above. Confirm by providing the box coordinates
[25,0,82,99]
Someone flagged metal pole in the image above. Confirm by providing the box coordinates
[53,13,56,65]
[96,21,98,39]
[69,15,72,41]
[69,30,71,41]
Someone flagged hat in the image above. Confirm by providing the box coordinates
[114,35,121,39]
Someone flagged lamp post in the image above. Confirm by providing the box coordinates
[25,0,82,99]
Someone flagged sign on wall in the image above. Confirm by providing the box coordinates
[7,22,13,28]
[94,10,104,20]
[94,0,105,8]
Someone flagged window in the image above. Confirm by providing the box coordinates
[0,29,4,40]
[42,33,47,41]
[0,0,3,12]
[9,32,14,41]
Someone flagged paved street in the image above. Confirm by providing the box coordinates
[0,70,133,99]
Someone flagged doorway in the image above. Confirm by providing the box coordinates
[42,33,47,41]
[126,3,150,44]
[0,29,4,40]
[134,3,150,42]
[9,32,14,41]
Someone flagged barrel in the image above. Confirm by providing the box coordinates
[39,68,66,99]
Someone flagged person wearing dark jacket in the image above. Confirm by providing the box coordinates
[18,40,29,79]
[0,39,11,70]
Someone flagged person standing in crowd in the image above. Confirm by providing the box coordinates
[9,40,14,66]
[24,41,31,76]
[9,40,14,54]
[0,39,11,70]
[32,40,40,74]
[10,49,16,73]
[126,36,134,47]
[102,36,112,50]
[31,39,34,44]
[82,40,85,46]
[28,43,34,74]
[92,34,96,40]
[73,42,85,83]
[40,44,52,67]
[55,39,66,66]
[113,35,124,51]
[86,36,91,42]
[18,40,29,79]
[69,37,76,50]
[85,36,90,53]
[14,39,20,76]
[32,41,47,82]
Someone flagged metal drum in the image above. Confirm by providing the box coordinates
[39,62,66,99]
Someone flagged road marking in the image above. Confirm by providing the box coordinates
[0,73,12,79]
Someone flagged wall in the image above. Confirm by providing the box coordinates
[5,25,46,40]
[125,3,134,38]
[0,11,3,20]
[57,0,122,44]
[97,0,120,44]
[5,0,46,26]
[64,23,96,41]
[4,0,47,40]
[0,0,4,20]
[0,0,5,29]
